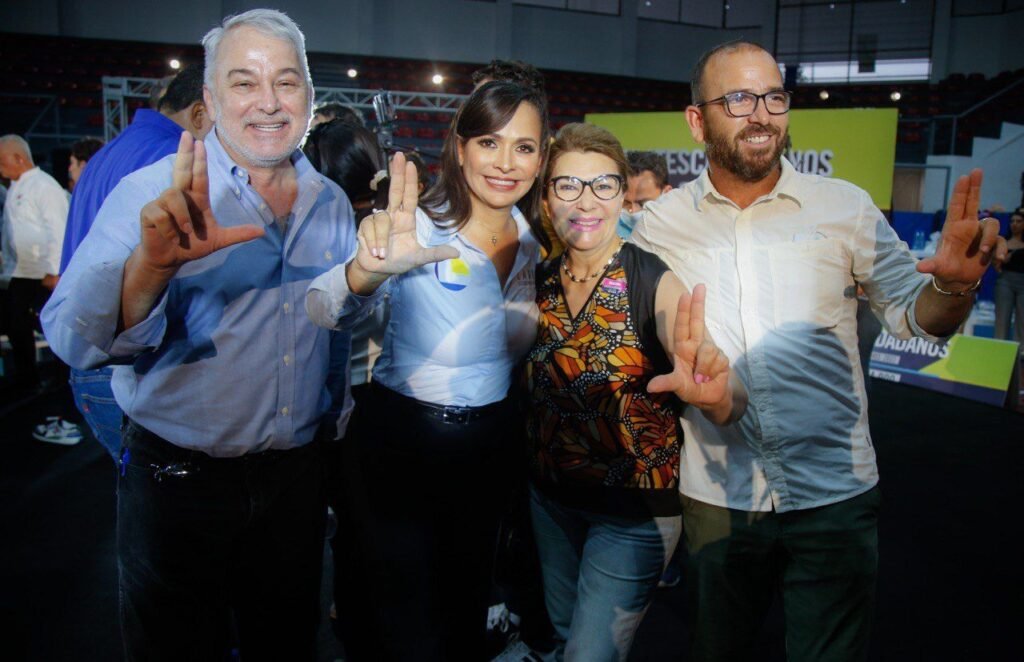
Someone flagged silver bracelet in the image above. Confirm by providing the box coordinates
[930,275,981,297]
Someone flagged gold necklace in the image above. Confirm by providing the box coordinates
[476,215,512,247]
[561,241,623,283]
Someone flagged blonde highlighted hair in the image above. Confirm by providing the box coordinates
[544,123,629,184]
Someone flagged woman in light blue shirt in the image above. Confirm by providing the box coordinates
[307,81,549,661]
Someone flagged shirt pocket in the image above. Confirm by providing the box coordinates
[769,238,849,330]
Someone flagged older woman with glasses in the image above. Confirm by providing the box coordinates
[524,123,747,661]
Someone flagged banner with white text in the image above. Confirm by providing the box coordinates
[586,108,898,209]
[868,332,1020,407]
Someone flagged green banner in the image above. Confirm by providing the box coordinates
[586,108,898,209]
[869,332,1019,407]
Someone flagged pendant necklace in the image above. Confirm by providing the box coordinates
[561,241,623,283]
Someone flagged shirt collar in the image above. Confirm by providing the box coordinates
[10,166,41,190]
[694,155,805,211]
[131,108,181,134]
[421,205,533,249]
[204,128,323,200]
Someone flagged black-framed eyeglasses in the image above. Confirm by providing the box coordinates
[547,174,624,202]
[697,90,792,117]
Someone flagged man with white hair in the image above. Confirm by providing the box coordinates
[42,10,357,660]
[1,134,69,394]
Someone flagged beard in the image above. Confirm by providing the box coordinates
[212,97,309,170]
[703,120,787,183]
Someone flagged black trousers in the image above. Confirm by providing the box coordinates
[5,277,48,390]
[117,420,327,662]
[331,383,518,662]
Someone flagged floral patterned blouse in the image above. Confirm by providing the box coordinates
[525,243,683,518]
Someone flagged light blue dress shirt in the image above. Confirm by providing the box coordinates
[41,130,357,457]
[307,206,540,407]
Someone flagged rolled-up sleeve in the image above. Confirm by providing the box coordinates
[41,176,169,368]
[850,191,942,343]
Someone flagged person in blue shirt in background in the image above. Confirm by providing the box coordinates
[56,62,212,460]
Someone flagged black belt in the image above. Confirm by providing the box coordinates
[370,382,510,425]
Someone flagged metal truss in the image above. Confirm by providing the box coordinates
[102,77,467,140]
[103,77,163,141]
[313,87,466,114]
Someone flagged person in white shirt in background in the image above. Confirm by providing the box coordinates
[0,134,69,395]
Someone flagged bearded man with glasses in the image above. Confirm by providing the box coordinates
[630,41,1006,661]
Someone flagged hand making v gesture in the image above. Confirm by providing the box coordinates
[916,168,1007,290]
[139,131,265,272]
[347,152,459,294]
[648,284,737,423]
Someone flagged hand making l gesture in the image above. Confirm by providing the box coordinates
[648,284,734,418]
[916,168,1007,291]
[352,152,459,278]
[138,132,265,273]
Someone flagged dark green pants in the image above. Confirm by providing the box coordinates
[683,486,880,662]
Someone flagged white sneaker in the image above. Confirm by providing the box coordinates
[33,417,84,445]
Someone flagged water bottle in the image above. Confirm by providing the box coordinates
[912,230,926,251]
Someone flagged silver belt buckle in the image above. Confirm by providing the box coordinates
[440,407,471,425]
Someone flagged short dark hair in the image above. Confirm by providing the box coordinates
[303,120,383,208]
[404,151,431,191]
[314,103,364,127]
[71,137,105,163]
[159,63,205,113]
[690,40,773,105]
[471,59,545,94]
[421,81,551,252]
[626,151,669,188]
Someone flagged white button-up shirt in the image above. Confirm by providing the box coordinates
[631,158,940,513]
[1,167,69,282]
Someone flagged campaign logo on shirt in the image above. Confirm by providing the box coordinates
[435,257,471,291]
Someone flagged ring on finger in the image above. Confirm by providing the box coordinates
[371,208,392,222]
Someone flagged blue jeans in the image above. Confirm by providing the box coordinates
[529,485,682,662]
[69,367,124,460]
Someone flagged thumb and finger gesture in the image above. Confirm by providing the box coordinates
[139,132,264,272]
[355,151,458,275]
[647,283,731,408]
[917,168,1004,286]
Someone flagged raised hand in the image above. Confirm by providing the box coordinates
[916,168,1006,290]
[352,151,458,277]
[647,284,732,412]
[138,132,265,273]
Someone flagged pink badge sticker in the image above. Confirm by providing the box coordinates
[601,277,626,293]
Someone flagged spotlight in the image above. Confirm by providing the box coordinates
[347,68,358,78]
[169,59,181,70]
[890,91,902,102]
[819,90,830,101]
[431,74,444,85]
